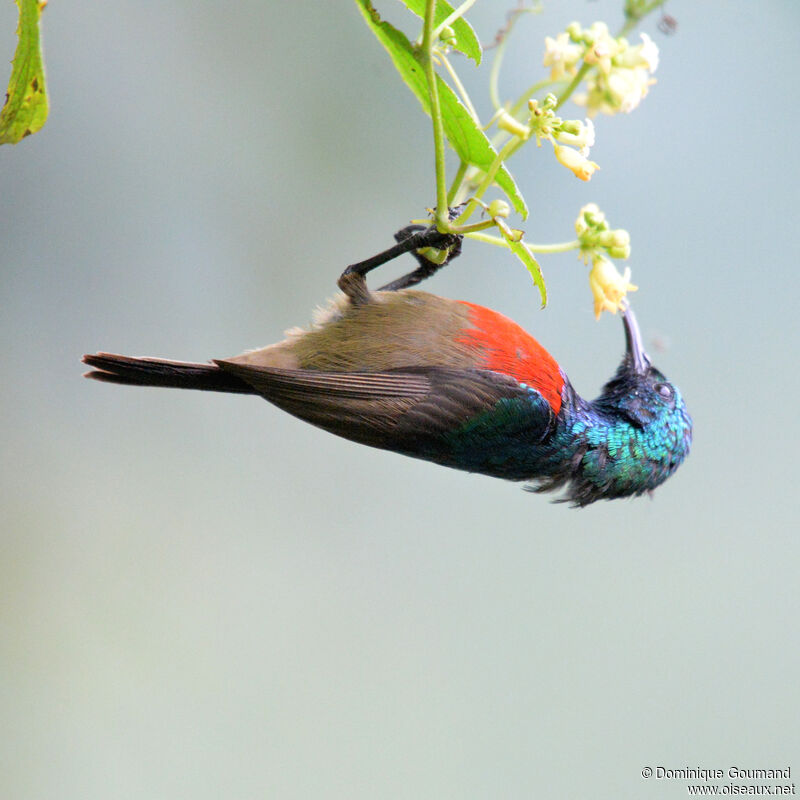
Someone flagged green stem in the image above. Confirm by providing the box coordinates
[421,0,449,230]
[463,231,512,248]
[431,0,479,40]
[455,135,525,227]
[488,20,511,111]
[453,218,499,235]
[490,80,563,152]
[436,50,479,122]
[464,232,579,255]
[447,160,468,206]
[509,78,561,116]
[526,239,580,254]
[554,62,590,111]
[621,0,668,37]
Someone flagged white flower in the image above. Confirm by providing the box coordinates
[583,22,619,74]
[553,144,600,181]
[607,66,655,113]
[543,32,583,81]
[638,32,659,73]
[556,118,595,156]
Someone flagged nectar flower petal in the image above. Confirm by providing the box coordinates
[554,145,600,181]
[638,32,659,73]
[543,32,583,81]
[589,258,638,319]
[607,67,655,113]
[555,118,595,155]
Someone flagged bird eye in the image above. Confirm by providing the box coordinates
[654,383,673,400]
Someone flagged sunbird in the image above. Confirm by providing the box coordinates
[83,226,691,506]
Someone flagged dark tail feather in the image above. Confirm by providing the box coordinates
[82,353,256,394]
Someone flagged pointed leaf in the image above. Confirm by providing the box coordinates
[397,0,482,65]
[0,0,48,145]
[354,0,527,218]
[504,233,547,307]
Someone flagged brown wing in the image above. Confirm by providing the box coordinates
[214,360,549,455]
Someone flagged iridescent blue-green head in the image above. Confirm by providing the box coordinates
[554,306,693,506]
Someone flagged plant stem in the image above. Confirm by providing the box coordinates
[454,135,525,227]
[431,0,479,40]
[454,218,499,235]
[436,50,479,122]
[525,239,580,254]
[509,78,562,116]
[464,231,579,255]
[620,0,667,36]
[421,0,449,230]
[488,20,511,111]
[447,160,468,206]
[554,62,590,111]
[464,231,511,248]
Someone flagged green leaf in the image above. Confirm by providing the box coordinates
[398,0,482,65]
[354,0,527,218]
[0,0,48,145]
[504,233,547,307]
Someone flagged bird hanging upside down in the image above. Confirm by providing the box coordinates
[83,226,691,506]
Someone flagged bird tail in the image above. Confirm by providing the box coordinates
[82,353,256,394]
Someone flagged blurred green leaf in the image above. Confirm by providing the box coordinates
[0,0,48,145]
[398,0,482,64]
[354,0,527,218]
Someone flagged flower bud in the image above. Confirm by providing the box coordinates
[575,202,603,237]
[565,21,582,41]
[439,26,457,46]
[488,199,511,219]
[607,229,631,259]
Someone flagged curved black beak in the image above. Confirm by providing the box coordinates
[622,303,651,375]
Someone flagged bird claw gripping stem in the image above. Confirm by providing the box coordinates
[338,217,463,303]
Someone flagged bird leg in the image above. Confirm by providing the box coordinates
[338,220,463,303]
[377,224,463,291]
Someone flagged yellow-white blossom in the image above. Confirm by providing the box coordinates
[589,257,638,319]
[526,95,560,145]
[575,203,604,238]
[554,144,600,181]
[567,23,659,117]
[582,22,619,74]
[555,118,595,156]
[543,32,583,81]
[608,66,655,113]
[637,32,659,72]
[577,66,656,117]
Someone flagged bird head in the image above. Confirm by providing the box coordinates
[584,305,693,499]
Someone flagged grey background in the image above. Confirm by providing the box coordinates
[2,1,798,798]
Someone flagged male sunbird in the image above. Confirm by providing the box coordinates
[83,227,691,506]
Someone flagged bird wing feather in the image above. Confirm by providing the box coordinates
[215,361,554,461]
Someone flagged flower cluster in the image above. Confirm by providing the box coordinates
[575,203,630,262]
[575,204,637,318]
[544,22,659,117]
[497,93,600,182]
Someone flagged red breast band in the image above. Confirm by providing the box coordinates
[457,302,564,414]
